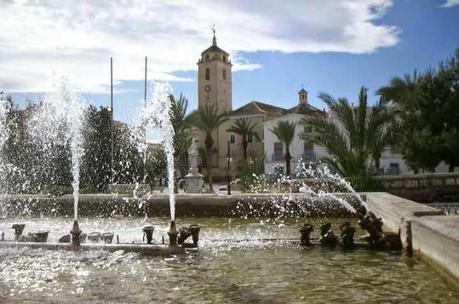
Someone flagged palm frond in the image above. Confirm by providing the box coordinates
[302,87,395,177]
[270,120,296,147]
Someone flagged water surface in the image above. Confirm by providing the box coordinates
[1,217,458,303]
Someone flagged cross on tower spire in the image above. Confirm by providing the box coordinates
[211,24,217,46]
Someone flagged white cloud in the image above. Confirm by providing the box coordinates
[441,0,459,7]
[0,0,399,93]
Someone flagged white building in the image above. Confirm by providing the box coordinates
[263,89,328,175]
[262,88,453,176]
[379,148,451,175]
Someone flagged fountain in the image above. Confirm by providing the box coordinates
[1,81,455,303]
[0,79,396,255]
[141,82,181,247]
[0,81,197,255]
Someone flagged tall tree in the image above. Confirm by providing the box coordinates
[190,105,227,192]
[378,49,459,172]
[301,87,394,182]
[145,146,166,187]
[80,105,111,191]
[270,120,296,176]
[226,117,260,160]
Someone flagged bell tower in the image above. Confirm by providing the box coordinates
[298,87,308,104]
[197,27,232,112]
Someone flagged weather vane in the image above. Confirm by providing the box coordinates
[211,24,216,36]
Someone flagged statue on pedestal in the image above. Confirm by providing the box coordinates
[185,137,203,193]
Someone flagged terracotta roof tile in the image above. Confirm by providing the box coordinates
[230,101,289,116]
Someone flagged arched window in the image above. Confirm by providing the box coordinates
[223,56,227,63]
[223,69,226,80]
[205,68,210,80]
[205,54,209,61]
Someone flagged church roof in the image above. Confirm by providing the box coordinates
[201,44,229,55]
[289,103,322,115]
[230,101,290,116]
[201,30,229,55]
[230,100,323,117]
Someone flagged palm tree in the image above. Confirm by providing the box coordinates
[300,86,394,180]
[169,94,193,177]
[227,118,260,160]
[190,105,227,192]
[270,120,296,176]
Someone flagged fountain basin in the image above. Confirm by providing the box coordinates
[0,241,186,256]
[0,216,457,303]
[2,192,362,218]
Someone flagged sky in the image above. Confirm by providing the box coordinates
[2,0,459,124]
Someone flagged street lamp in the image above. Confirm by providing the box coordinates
[226,139,232,195]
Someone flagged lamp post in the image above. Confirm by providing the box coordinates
[226,139,231,195]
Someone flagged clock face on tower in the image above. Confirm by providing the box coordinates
[205,84,211,92]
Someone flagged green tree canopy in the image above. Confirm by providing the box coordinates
[378,49,459,172]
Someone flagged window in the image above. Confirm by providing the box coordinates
[303,142,314,161]
[223,69,226,80]
[274,142,283,160]
[223,55,227,63]
[230,134,235,143]
[205,68,210,80]
[389,163,400,175]
[205,54,209,61]
[247,134,253,143]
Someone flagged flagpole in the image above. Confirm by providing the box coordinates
[110,57,114,186]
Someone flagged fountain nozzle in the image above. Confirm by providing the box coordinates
[339,222,356,248]
[299,224,314,247]
[358,211,385,247]
[12,224,25,241]
[189,224,201,246]
[167,221,178,247]
[70,220,82,248]
[177,224,201,247]
[319,222,338,246]
[178,227,192,245]
[143,226,155,244]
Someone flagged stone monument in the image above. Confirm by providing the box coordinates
[185,138,203,193]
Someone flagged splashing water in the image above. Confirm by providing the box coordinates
[141,82,175,221]
[28,79,86,220]
[0,95,9,153]
[0,95,11,216]
[296,161,368,213]
[232,160,372,220]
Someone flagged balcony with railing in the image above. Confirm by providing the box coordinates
[268,151,317,163]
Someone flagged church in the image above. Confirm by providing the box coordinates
[195,31,323,179]
[193,31,456,181]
